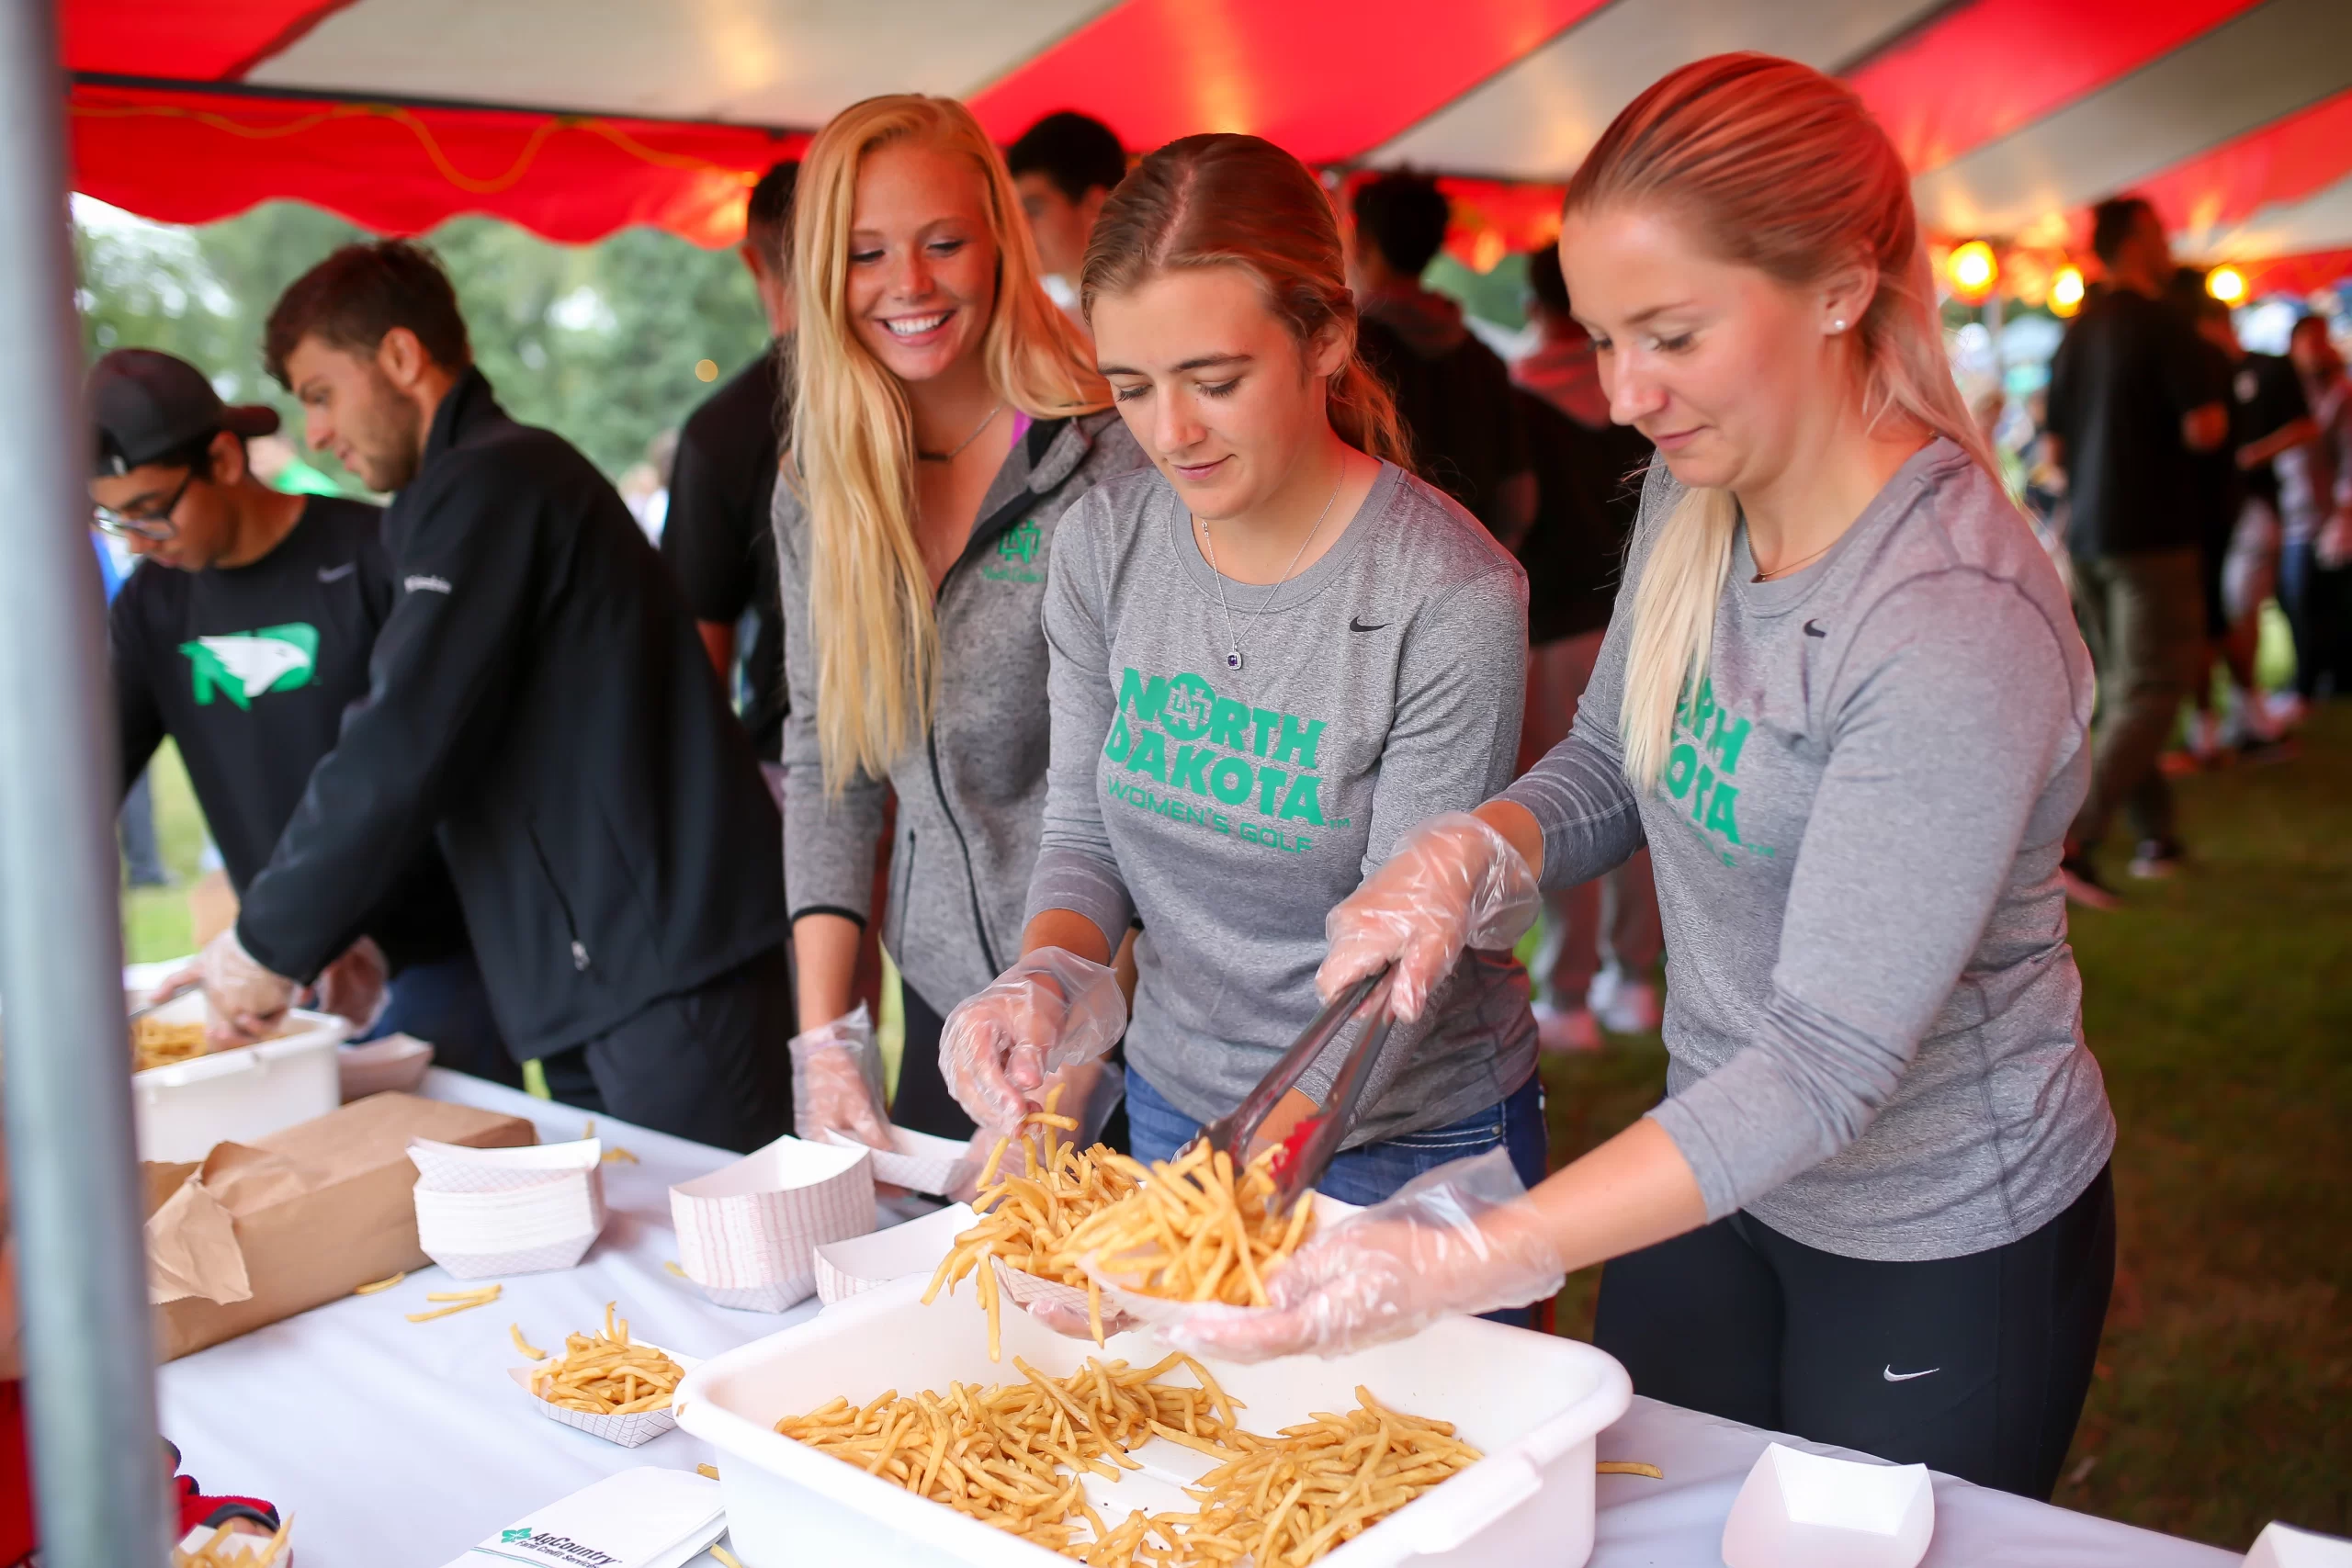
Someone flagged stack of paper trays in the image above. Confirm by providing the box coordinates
[819,1124,974,1195]
[813,1201,974,1306]
[671,1133,875,1312]
[412,1137,606,1279]
[443,1466,724,1568]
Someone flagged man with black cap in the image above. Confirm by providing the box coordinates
[88,347,510,1078]
[190,240,791,1152]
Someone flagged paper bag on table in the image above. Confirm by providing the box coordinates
[143,1090,534,1360]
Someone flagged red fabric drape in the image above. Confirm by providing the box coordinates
[68,83,803,248]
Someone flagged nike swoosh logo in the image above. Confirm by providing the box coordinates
[1804,620,1827,637]
[1349,616,1388,633]
[317,562,356,583]
[1883,1365,1939,1382]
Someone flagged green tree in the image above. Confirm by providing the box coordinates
[73,198,770,483]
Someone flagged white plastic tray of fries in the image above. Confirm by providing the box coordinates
[679,1269,1632,1568]
[509,1303,700,1449]
[122,981,348,1163]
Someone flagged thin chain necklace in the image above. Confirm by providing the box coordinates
[1196,461,1347,673]
[1753,534,1837,582]
[916,400,1005,463]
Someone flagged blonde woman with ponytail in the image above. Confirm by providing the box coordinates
[775,95,1147,1145]
[1182,57,2118,1506]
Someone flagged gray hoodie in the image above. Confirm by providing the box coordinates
[774,412,1148,1012]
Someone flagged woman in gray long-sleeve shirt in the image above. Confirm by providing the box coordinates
[1183,56,2118,1506]
[937,134,1546,1231]
[775,96,1148,1144]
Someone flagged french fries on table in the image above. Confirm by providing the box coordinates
[526,1302,684,1416]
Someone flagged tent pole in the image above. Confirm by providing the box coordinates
[0,2,173,1563]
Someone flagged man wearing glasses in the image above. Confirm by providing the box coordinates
[89,347,510,1081]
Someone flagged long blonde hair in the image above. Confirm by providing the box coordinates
[1080,133,1411,468]
[791,94,1107,791]
[1570,54,2002,788]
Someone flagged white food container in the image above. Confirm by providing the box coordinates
[671,1134,875,1313]
[821,1125,973,1196]
[1722,1443,1935,1568]
[677,1274,1632,1568]
[509,1344,700,1449]
[412,1137,608,1279]
[130,987,348,1163]
[339,1032,435,1100]
[812,1202,976,1305]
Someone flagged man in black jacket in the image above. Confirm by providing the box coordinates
[195,241,791,1150]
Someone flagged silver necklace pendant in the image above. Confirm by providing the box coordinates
[1225,648,1245,671]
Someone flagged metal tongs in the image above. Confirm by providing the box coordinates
[1193,962,1396,1213]
[127,975,201,1022]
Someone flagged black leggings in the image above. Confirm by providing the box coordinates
[1593,1165,2114,1501]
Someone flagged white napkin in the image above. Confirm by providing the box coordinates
[442,1466,724,1568]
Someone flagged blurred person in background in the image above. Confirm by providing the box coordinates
[89,347,513,1082]
[1008,111,1127,328]
[94,528,172,889]
[1349,170,1535,547]
[2042,197,2228,902]
[1187,57,2117,1506]
[1511,243,1661,1049]
[2281,314,2351,703]
[776,96,1147,1149]
[663,161,800,803]
[2170,271,2309,764]
[190,242,791,1150]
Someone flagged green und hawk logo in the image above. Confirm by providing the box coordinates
[981,516,1046,583]
[178,624,319,708]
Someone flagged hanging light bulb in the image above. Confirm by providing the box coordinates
[1947,240,1999,299]
[2207,265,2247,305]
[2051,265,2086,318]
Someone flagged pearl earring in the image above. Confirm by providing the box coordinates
[1828,318,1848,333]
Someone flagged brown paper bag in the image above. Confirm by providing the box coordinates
[145,1090,534,1361]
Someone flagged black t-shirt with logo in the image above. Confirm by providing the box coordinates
[662,346,788,761]
[2231,351,2311,511]
[110,495,469,972]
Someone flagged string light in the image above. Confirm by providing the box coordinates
[2207,265,2247,305]
[1947,241,1999,299]
[2051,265,2086,318]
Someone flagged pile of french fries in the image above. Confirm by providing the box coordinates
[132,1016,208,1074]
[1059,1140,1316,1309]
[171,1517,293,1568]
[923,1089,1141,1354]
[774,1358,1477,1567]
[525,1302,684,1416]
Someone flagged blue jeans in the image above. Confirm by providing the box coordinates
[368,953,518,1089]
[1125,1066,1550,1326]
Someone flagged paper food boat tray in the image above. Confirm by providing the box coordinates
[815,1202,976,1306]
[820,1126,972,1196]
[413,1137,606,1279]
[671,1134,876,1313]
[509,1344,701,1450]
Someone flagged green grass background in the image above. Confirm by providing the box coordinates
[126,711,2347,1549]
[1537,704,2350,1551]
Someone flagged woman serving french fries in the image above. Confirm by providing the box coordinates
[937,134,1548,1284]
[1176,56,2120,1510]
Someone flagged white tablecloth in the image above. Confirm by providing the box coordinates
[156,1072,2239,1568]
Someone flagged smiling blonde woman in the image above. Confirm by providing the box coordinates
[775,94,1148,1145]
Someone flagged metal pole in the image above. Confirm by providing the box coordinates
[0,1,173,1562]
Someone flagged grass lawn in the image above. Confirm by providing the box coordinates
[1538,701,2350,1551]
[120,739,206,964]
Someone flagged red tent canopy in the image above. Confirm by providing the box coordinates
[63,0,2352,290]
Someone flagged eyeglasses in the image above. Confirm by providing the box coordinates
[93,467,196,541]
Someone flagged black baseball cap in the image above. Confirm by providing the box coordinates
[87,348,279,477]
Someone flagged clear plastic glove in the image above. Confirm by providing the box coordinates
[1317,811,1540,1021]
[198,926,298,1045]
[789,1003,892,1150]
[308,936,389,1032]
[1165,1148,1566,1363]
[940,948,1125,1132]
